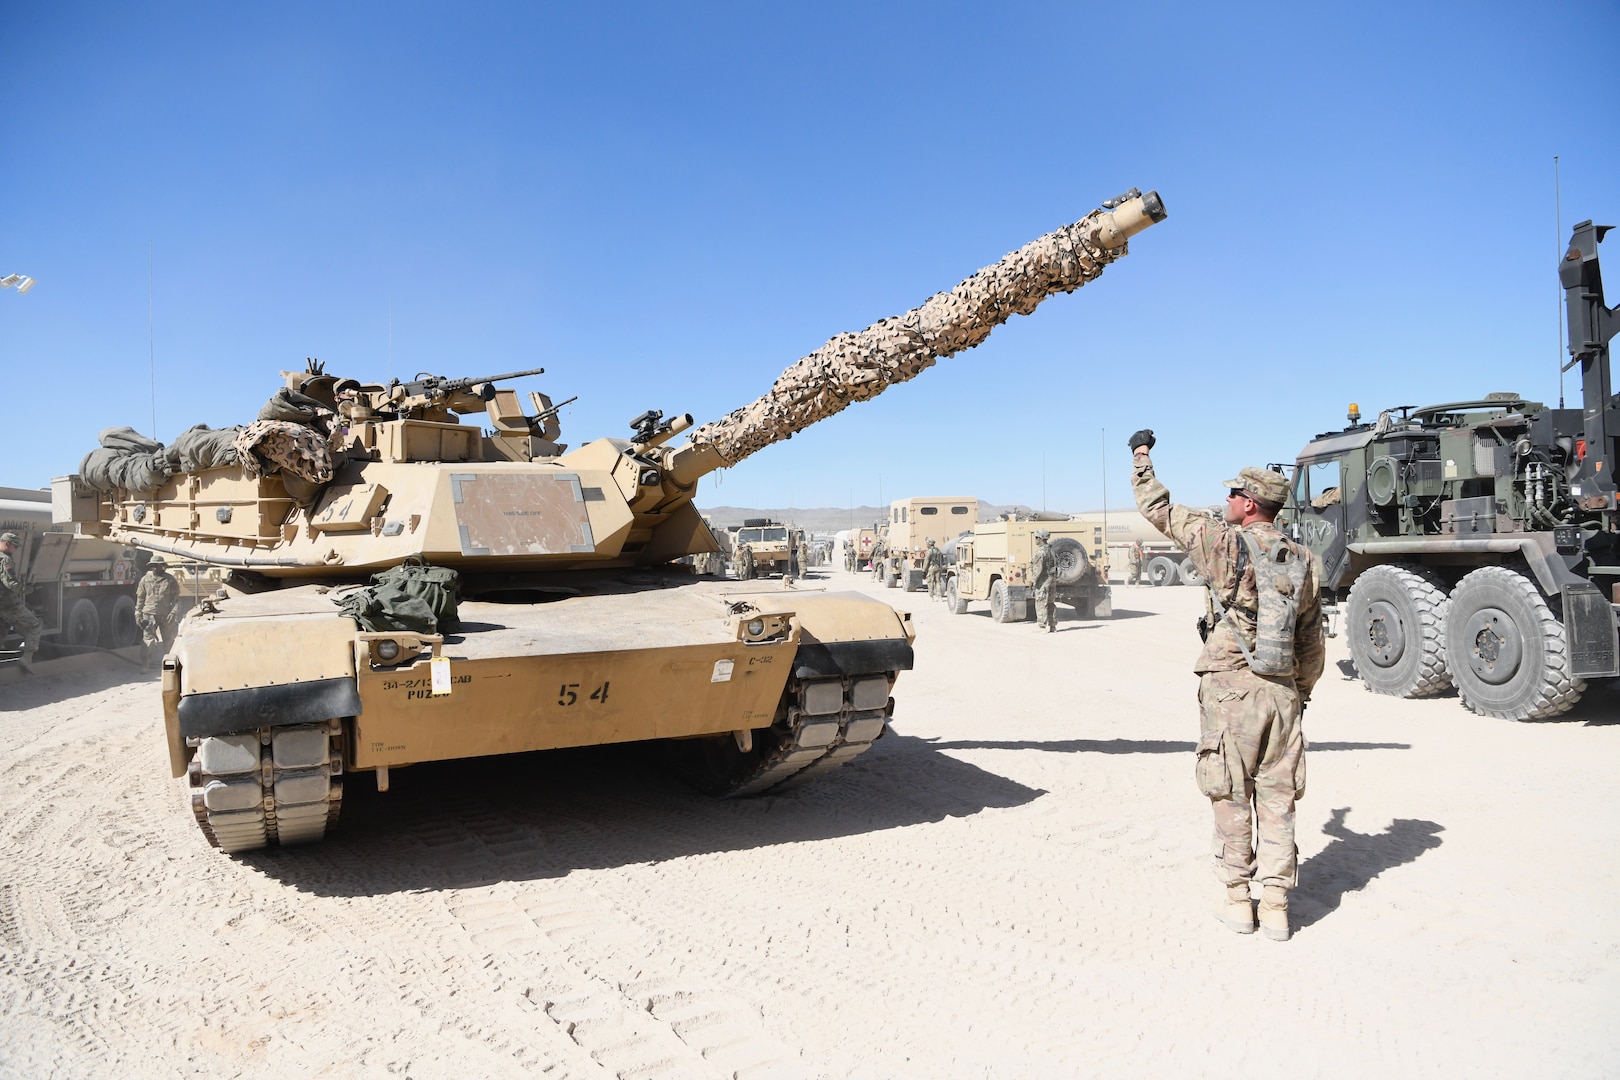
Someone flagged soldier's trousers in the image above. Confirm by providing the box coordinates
[141,614,180,652]
[926,570,942,598]
[1195,668,1305,889]
[1,595,42,653]
[1034,586,1056,629]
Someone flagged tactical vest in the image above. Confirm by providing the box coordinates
[1208,527,1310,677]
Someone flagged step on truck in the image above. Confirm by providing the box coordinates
[1285,218,1619,720]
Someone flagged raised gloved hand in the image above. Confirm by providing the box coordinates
[1128,429,1156,453]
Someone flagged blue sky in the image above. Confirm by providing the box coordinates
[2,2,1615,513]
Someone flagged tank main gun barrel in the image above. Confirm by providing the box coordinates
[667,189,1166,485]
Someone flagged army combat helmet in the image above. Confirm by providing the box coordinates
[1034,529,1051,540]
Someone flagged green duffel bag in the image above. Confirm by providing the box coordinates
[338,557,461,635]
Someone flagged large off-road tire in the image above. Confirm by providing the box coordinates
[1345,563,1452,698]
[1147,556,1179,587]
[1445,565,1586,720]
[946,577,968,615]
[1049,538,1089,586]
[989,580,1012,623]
[883,564,899,589]
[104,594,140,649]
[64,597,101,649]
[1178,560,1205,587]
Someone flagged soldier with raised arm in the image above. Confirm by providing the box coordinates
[1129,429,1324,941]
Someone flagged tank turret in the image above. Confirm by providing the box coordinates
[59,190,1165,580]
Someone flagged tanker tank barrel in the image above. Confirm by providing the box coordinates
[673,188,1166,477]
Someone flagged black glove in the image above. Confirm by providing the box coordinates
[1128,429,1156,453]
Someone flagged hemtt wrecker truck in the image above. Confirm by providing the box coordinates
[1286,218,1619,720]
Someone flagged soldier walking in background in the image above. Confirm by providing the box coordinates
[0,532,41,674]
[736,545,755,581]
[797,539,811,578]
[1126,540,1143,586]
[136,556,182,672]
[1030,530,1057,632]
[924,538,946,599]
[1130,429,1324,942]
[869,538,886,581]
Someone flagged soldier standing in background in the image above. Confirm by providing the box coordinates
[1129,429,1324,942]
[0,532,41,674]
[924,538,946,599]
[737,545,755,581]
[869,537,886,581]
[136,556,183,672]
[1126,540,1143,586]
[1030,530,1057,632]
[797,539,811,578]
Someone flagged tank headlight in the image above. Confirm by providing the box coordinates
[375,639,401,662]
[746,618,766,637]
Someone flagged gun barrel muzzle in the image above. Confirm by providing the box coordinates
[1088,191,1167,251]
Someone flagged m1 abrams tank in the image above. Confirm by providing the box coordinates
[56,188,1166,851]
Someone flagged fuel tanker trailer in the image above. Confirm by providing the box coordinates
[56,188,1167,851]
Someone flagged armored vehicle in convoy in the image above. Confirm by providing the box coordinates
[943,517,1112,621]
[1,486,144,658]
[875,497,979,591]
[54,188,1166,850]
[730,519,794,579]
[1285,219,1619,720]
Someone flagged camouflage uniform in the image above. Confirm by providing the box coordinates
[1132,452,1324,934]
[1029,532,1057,632]
[737,546,755,581]
[0,534,42,664]
[923,539,946,599]
[136,562,183,665]
[1126,542,1142,585]
[870,540,886,580]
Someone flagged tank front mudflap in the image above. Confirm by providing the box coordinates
[177,678,363,739]
[792,638,913,680]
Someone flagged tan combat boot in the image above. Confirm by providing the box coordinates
[1215,882,1255,934]
[1258,885,1291,941]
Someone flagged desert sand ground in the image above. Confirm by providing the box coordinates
[1,565,1616,1079]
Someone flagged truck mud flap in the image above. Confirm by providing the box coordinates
[793,638,914,680]
[1563,583,1620,679]
[177,678,364,739]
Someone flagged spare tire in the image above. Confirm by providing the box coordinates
[1049,537,1090,586]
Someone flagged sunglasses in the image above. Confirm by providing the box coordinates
[1227,489,1252,501]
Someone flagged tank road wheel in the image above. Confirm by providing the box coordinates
[946,576,968,615]
[1147,556,1179,587]
[1446,566,1586,720]
[1178,560,1205,587]
[185,721,346,853]
[1345,564,1452,699]
[63,597,101,649]
[672,672,894,796]
[105,594,141,649]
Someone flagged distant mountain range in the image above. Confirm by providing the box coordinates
[696,503,1140,535]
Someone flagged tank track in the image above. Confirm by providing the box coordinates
[185,719,345,853]
[687,671,896,797]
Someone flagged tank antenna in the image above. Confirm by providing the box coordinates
[1100,427,1108,564]
[1556,155,1564,409]
[148,240,157,442]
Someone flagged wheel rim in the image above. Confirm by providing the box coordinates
[1363,599,1406,667]
[1461,606,1523,685]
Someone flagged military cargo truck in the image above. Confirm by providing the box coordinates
[943,518,1112,621]
[53,187,1167,851]
[877,497,979,591]
[730,518,793,579]
[1284,218,1619,720]
[1,486,143,654]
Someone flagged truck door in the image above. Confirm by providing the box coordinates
[1290,459,1350,590]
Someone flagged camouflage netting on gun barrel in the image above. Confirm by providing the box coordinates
[687,209,1130,465]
